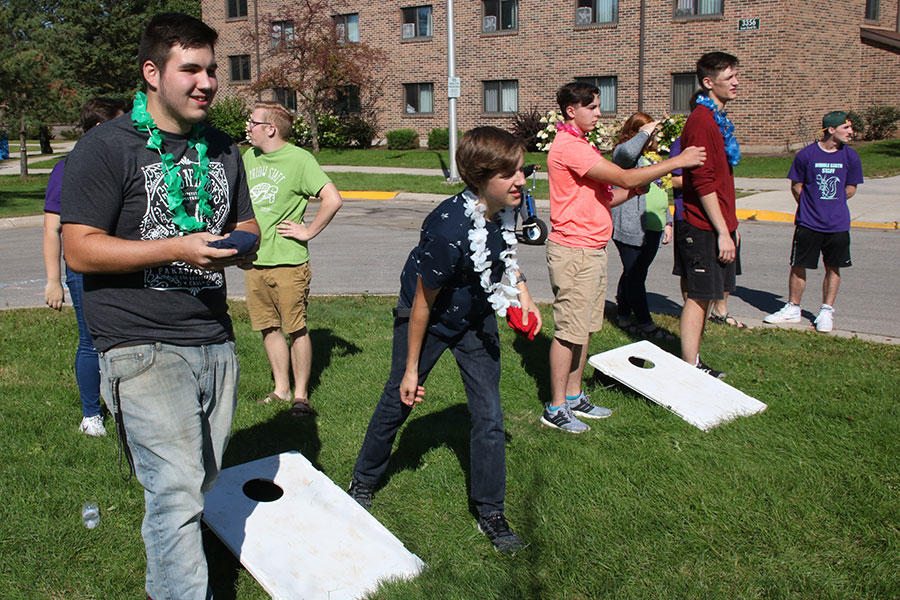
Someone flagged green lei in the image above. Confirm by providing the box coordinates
[131,91,212,232]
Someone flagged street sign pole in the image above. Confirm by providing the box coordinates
[446,0,461,182]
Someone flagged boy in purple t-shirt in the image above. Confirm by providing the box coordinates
[764,111,863,332]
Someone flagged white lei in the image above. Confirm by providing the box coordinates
[462,189,521,317]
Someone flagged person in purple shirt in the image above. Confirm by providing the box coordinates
[42,97,126,436]
[764,111,863,333]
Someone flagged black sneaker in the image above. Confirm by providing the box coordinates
[477,511,524,553]
[696,358,726,379]
[347,478,375,510]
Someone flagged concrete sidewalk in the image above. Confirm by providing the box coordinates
[3,149,898,230]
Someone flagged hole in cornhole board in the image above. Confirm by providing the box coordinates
[242,479,283,502]
[628,356,655,369]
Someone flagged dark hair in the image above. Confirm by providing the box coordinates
[696,51,738,89]
[689,89,704,111]
[138,12,217,82]
[556,82,599,113]
[615,112,657,152]
[456,127,524,193]
[80,98,128,132]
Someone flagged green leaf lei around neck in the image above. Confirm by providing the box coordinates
[131,91,212,232]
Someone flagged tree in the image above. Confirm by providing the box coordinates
[51,0,202,98]
[0,0,79,176]
[247,0,386,152]
[0,0,201,175]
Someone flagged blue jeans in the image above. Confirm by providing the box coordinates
[99,341,239,600]
[65,266,102,417]
[353,313,506,516]
[614,231,663,326]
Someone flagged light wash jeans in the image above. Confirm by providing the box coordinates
[99,341,239,600]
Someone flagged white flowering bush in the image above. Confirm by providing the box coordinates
[655,114,686,153]
[536,109,619,153]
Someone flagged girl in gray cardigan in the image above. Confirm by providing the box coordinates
[611,113,675,340]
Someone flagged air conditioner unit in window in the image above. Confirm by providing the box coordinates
[401,22,416,38]
[575,7,592,24]
[483,16,497,31]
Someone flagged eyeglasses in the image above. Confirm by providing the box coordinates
[246,120,272,129]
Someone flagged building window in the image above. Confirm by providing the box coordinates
[402,6,432,39]
[334,13,359,43]
[404,83,434,114]
[271,21,294,49]
[483,80,517,113]
[483,0,517,32]
[575,76,617,113]
[334,86,361,115]
[273,88,296,113]
[229,55,251,82]
[674,0,723,17]
[226,0,247,19]
[575,0,618,25]
[865,0,879,20]
[671,73,699,113]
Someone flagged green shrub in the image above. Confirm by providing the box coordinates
[386,128,420,150]
[317,114,349,148]
[846,110,866,137]
[343,116,376,148]
[427,127,448,150]
[206,97,250,143]
[861,105,900,141]
[511,107,545,152]
[59,128,81,140]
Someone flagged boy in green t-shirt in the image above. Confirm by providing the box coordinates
[244,101,343,415]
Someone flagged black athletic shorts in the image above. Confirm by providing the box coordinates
[674,221,740,300]
[790,225,851,269]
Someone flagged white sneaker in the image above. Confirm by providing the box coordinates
[80,415,107,437]
[814,305,834,333]
[764,302,802,324]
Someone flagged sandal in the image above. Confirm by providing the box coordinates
[288,398,313,417]
[258,392,288,405]
[637,325,677,341]
[708,310,747,329]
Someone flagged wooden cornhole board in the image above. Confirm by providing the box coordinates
[588,340,767,431]
[203,451,425,599]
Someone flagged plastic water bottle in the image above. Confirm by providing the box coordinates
[81,502,100,529]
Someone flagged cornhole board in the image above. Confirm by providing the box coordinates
[203,451,425,599]
[588,340,766,431]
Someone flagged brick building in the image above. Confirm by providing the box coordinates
[204,0,900,151]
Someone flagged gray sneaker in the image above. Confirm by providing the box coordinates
[566,391,612,419]
[540,402,590,433]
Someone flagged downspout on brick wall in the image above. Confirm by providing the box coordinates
[253,0,261,100]
[638,0,645,112]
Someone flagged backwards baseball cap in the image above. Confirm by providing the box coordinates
[823,111,849,130]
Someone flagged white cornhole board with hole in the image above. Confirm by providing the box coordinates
[588,340,767,431]
[203,451,425,599]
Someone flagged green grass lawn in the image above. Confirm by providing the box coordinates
[1,297,898,599]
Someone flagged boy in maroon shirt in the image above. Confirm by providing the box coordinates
[676,52,740,379]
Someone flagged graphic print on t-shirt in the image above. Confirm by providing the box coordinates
[141,157,231,294]
[816,173,840,200]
